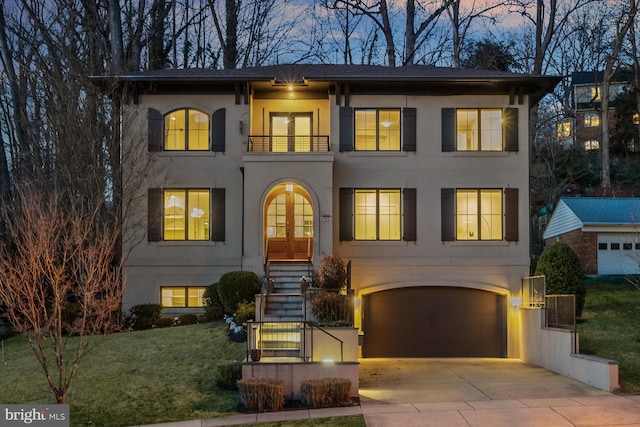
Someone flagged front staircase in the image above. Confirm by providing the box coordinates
[259,261,310,358]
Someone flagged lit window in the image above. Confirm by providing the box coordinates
[456,189,503,240]
[584,140,600,151]
[164,189,210,240]
[354,189,401,240]
[165,108,209,150]
[557,121,571,140]
[355,109,400,151]
[584,112,600,127]
[590,86,601,101]
[456,109,502,151]
[161,286,206,308]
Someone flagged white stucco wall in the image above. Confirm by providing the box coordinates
[520,308,619,392]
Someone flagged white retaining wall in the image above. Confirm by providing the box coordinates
[520,308,619,392]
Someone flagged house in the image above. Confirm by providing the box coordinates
[543,197,640,275]
[93,64,559,360]
[560,70,634,152]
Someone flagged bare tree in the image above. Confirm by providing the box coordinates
[331,0,452,66]
[446,0,504,68]
[0,184,123,404]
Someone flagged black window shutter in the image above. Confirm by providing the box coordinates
[148,188,162,242]
[339,188,353,241]
[441,188,455,241]
[211,108,226,152]
[403,188,417,241]
[339,107,353,152]
[441,108,456,152]
[211,188,226,241]
[505,188,518,241]
[504,108,518,152]
[402,108,417,152]
[148,108,163,152]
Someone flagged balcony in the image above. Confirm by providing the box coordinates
[248,135,330,153]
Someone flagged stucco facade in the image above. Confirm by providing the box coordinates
[105,65,559,358]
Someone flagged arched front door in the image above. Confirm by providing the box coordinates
[265,183,313,260]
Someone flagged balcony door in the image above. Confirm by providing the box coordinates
[270,113,312,152]
[265,183,313,260]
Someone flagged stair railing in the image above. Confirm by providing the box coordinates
[307,321,344,362]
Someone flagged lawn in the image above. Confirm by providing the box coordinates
[578,276,640,394]
[0,322,245,426]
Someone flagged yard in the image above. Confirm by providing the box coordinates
[578,276,640,394]
[0,322,364,427]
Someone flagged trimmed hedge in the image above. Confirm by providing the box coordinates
[217,271,260,313]
[237,378,284,412]
[535,242,586,316]
[300,378,351,408]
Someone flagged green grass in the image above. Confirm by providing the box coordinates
[0,322,245,426]
[578,276,640,394]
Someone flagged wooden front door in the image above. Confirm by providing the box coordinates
[265,185,313,260]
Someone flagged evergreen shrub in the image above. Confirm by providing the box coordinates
[203,282,225,321]
[217,272,260,313]
[535,242,586,316]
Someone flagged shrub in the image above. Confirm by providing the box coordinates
[203,282,225,321]
[310,292,351,326]
[155,317,176,328]
[176,313,198,326]
[217,271,260,313]
[237,378,284,412]
[234,301,255,325]
[215,360,242,390]
[129,303,163,330]
[300,378,351,408]
[535,242,586,316]
[316,255,347,290]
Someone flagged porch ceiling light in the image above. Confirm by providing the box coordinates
[270,78,309,88]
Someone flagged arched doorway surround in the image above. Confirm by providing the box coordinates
[264,183,314,260]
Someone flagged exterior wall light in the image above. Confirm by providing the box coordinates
[510,296,521,307]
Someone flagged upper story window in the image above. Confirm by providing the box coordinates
[441,188,518,242]
[164,189,210,240]
[590,86,601,101]
[455,189,503,240]
[557,121,571,140]
[354,189,401,240]
[147,108,226,153]
[355,109,401,151]
[147,188,226,242]
[441,108,518,153]
[165,109,209,150]
[339,107,416,152]
[456,109,502,151]
[584,112,600,127]
[339,188,416,242]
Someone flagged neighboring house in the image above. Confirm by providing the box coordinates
[562,70,633,152]
[543,197,640,275]
[93,64,558,359]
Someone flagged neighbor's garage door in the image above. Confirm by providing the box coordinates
[362,287,506,357]
[597,233,640,275]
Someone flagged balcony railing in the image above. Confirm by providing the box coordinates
[248,135,330,152]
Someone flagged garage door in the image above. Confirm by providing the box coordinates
[362,287,506,357]
[597,233,640,275]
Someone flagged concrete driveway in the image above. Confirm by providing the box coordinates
[144,358,640,426]
[359,358,640,426]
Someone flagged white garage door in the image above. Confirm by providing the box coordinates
[598,233,640,275]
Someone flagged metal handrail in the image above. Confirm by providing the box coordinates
[248,135,330,152]
[246,319,347,362]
